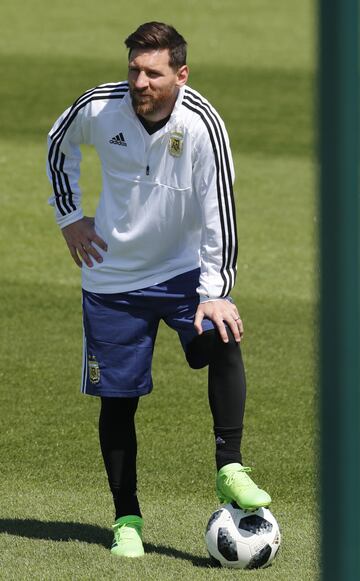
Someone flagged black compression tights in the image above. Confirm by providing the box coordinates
[99,328,246,518]
[99,396,141,519]
[186,328,246,470]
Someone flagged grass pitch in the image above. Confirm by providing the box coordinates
[0,1,317,579]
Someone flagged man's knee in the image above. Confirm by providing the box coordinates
[185,328,240,369]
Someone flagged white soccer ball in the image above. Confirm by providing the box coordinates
[205,503,281,569]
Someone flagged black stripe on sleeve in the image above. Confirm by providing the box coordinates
[49,82,129,141]
[51,139,72,215]
[183,90,237,296]
[48,83,129,216]
[185,89,238,289]
[60,152,77,212]
[183,98,229,293]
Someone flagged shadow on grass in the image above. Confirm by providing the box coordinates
[144,542,211,568]
[0,519,211,567]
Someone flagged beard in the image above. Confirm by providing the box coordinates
[130,86,176,117]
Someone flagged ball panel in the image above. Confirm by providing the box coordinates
[205,509,223,534]
[217,527,238,561]
[239,514,273,535]
[246,544,272,569]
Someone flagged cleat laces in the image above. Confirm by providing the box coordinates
[112,519,141,545]
[223,466,255,489]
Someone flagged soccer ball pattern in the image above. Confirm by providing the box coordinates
[205,503,281,569]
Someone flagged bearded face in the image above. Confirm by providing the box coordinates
[127,48,188,120]
[130,84,176,116]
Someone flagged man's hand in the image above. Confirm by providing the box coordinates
[194,299,244,343]
[61,216,108,268]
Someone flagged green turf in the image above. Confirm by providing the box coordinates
[0,0,317,578]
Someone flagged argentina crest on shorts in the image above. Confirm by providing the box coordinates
[88,355,100,384]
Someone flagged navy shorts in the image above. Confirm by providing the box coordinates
[81,269,215,397]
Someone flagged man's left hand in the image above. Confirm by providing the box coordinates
[194,299,244,343]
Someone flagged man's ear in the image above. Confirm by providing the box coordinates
[176,65,189,87]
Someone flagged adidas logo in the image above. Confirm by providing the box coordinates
[109,132,127,146]
[216,436,226,445]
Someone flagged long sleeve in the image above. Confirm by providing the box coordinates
[191,105,238,302]
[47,101,91,228]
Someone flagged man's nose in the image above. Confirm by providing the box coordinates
[134,71,149,89]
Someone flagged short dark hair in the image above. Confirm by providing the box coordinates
[125,22,187,70]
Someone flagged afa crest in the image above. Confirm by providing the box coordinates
[88,355,100,384]
[168,131,184,157]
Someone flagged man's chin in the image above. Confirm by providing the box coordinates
[133,103,154,116]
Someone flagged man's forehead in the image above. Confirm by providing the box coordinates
[129,48,171,68]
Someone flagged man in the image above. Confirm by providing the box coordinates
[47,22,271,558]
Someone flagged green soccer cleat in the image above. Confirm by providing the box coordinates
[111,515,145,558]
[216,462,272,511]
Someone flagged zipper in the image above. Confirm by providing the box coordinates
[146,165,150,176]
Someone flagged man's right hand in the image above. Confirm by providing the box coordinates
[61,216,108,268]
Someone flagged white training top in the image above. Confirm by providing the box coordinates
[47,83,238,300]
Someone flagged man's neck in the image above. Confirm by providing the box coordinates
[137,113,171,135]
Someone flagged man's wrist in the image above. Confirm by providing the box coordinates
[57,209,84,229]
[199,296,234,305]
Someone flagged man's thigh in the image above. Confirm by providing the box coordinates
[81,290,160,397]
[159,269,216,367]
